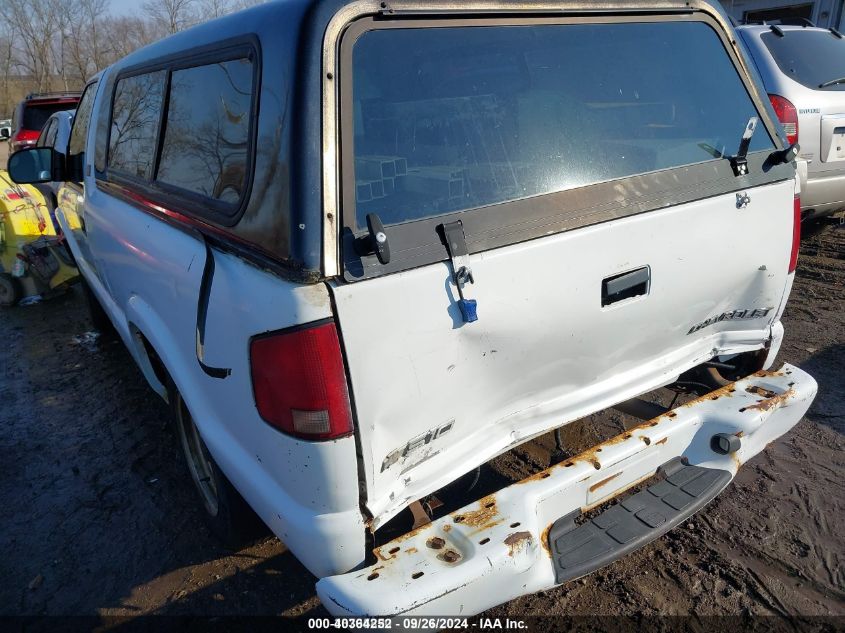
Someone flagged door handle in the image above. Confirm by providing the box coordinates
[602,266,650,306]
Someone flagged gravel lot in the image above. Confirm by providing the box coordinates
[0,216,842,622]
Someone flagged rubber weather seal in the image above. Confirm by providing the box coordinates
[195,234,232,379]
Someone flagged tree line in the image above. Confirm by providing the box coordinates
[0,0,261,116]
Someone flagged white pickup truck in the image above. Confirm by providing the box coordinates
[7,0,817,617]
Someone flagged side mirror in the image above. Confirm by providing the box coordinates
[7,147,64,184]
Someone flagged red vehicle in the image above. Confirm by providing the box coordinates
[8,92,81,152]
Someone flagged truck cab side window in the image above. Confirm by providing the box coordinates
[68,81,99,181]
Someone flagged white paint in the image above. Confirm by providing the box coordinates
[57,110,366,578]
[331,180,796,527]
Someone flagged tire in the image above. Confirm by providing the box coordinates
[169,385,265,548]
[0,273,21,307]
[80,277,114,334]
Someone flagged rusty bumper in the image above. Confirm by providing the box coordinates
[317,364,817,616]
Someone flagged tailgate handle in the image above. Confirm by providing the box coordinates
[602,266,650,306]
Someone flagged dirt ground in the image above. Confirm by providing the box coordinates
[0,221,842,623]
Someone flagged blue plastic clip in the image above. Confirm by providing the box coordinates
[458,298,478,323]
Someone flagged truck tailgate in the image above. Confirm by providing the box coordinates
[330,179,796,525]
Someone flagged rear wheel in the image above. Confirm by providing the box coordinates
[0,273,21,307]
[170,386,264,547]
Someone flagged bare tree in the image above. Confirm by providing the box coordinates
[0,0,65,91]
[142,0,197,35]
[197,0,263,18]
[102,14,160,60]
[0,0,264,117]
[0,30,15,114]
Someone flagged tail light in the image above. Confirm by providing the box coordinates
[768,94,799,145]
[11,130,38,152]
[789,195,801,273]
[250,320,354,441]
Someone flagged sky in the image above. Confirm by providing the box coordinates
[109,0,139,16]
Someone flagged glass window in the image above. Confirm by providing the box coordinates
[761,30,845,91]
[109,71,166,179]
[349,21,774,228]
[69,82,98,156]
[23,104,69,132]
[156,58,254,206]
[37,120,56,147]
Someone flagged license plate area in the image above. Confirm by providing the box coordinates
[820,116,845,162]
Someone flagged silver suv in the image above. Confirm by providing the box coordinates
[737,24,845,220]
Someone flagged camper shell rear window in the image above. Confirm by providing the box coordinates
[340,14,787,280]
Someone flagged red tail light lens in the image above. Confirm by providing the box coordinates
[788,195,801,273]
[250,321,354,440]
[768,94,799,146]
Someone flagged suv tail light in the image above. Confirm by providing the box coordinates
[768,94,799,145]
[250,320,354,440]
[11,131,38,152]
[789,195,801,273]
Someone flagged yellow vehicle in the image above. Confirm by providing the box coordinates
[0,171,78,306]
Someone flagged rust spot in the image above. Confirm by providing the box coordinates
[504,531,533,557]
[589,472,622,492]
[449,495,499,530]
[655,437,668,445]
[740,388,794,412]
[427,536,445,550]
[541,524,552,556]
[735,431,744,438]
[581,471,655,512]
[406,547,417,554]
[746,385,777,398]
[442,524,451,532]
[439,549,461,563]
[392,518,434,543]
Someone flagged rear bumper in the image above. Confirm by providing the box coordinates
[317,364,817,616]
[801,171,845,219]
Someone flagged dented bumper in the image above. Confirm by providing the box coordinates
[317,364,817,616]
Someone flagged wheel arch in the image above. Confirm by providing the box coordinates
[124,295,187,403]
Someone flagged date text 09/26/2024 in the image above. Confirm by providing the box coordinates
[307,617,529,629]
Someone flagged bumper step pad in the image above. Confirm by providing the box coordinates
[549,458,731,583]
